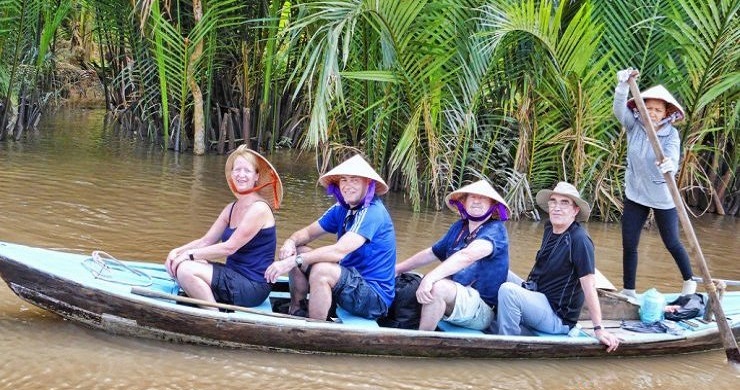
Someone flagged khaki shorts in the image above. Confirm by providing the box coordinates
[443,283,494,330]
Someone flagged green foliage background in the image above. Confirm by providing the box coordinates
[0,0,737,219]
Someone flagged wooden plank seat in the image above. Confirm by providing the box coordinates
[251,298,274,312]
[264,291,379,328]
[334,306,380,328]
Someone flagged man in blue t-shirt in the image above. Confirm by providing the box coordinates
[395,180,509,331]
[264,155,396,321]
[496,182,620,352]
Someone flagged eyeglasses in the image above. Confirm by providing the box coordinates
[547,199,574,209]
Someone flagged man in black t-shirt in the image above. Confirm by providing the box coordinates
[496,182,620,352]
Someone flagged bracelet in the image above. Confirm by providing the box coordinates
[593,325,602,331]
[188,252,195,261]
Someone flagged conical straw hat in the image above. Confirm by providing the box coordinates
[627,85,685,123]
[224,145,284,209]
[318,154,389,195]
[444,180,510,215]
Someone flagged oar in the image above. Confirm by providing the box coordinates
[131,286,311,321]
[627,76,740,363]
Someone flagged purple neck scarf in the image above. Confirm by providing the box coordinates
[449,199,508,222]
[327,180,376,210]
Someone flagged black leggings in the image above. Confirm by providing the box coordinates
[621,198,693,289]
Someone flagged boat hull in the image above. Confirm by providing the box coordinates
[1,242,738,358]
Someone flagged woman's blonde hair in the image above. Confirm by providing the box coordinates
[229,145,260,173]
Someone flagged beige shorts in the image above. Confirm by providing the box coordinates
[443,283,494,330]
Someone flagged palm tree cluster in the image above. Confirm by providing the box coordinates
[0,0,737,219]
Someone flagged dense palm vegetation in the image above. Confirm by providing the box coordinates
[1,0,738,219]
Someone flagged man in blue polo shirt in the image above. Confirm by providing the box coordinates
[264,155,396,321]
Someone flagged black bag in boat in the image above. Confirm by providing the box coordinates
[664,293,706,321]
[377,272,422,329]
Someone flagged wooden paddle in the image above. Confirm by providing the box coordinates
[627,76,740,363]
[130,286,310,321]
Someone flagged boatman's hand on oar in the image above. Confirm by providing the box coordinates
[657,158,677,174]
[616,68,639,84]
[595,328,620,353]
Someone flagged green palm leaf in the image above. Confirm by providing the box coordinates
[664,0,739,209]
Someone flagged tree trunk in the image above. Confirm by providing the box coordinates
[190,0,205,155]
[190,77,205,154]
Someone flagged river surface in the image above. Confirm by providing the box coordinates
[0,109,738,389]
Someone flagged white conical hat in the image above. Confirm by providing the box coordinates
[535,182,591,222]
[225,145,284,209]
[318,154,389,195]
[627,85,685,123]
[444,180,510,215]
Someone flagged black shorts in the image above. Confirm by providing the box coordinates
[211,263,270,307]
[332,266,387,319]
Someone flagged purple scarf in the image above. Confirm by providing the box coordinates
[449,199,508,222]
[327,180,376,209]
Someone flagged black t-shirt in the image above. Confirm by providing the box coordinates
[526,221,595,325]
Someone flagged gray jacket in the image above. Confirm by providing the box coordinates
[613,83,680,209]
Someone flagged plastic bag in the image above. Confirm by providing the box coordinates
[639,288,666,324]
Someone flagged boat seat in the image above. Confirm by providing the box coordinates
[335,306,380,328]
[149,278,180,296]
[437,320,485,334]
[251,298,274,313]
[264,290,380,327]
[269,291,291,300]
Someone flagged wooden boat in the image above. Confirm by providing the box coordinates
[1,241,738,358]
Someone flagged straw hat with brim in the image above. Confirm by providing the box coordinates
[535,182,591,222]
[318,154,389,195]
[627,85,685,123]
[225,147,284,210]
[444,180,510,216]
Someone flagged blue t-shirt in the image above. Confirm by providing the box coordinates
[431,219,509,307]
[317,198,396,307]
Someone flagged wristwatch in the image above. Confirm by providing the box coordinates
[294,254,304,268]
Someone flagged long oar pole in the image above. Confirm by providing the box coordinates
[627,77,740,363]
